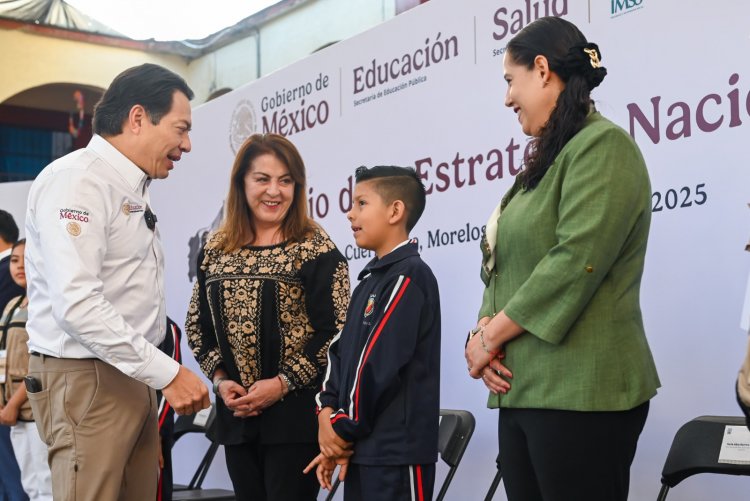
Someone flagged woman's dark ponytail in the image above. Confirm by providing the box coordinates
[506,18,607,190]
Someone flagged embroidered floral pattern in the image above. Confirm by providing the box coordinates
[186,227,350,389]
[330,261,350,329]
[186,283,222,377]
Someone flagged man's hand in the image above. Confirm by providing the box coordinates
[161,366,210,415]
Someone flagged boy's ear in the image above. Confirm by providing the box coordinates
[388,200,407,226]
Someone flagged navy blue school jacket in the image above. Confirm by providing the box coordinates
[316,241,441,465]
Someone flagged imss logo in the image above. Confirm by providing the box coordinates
[611,0,643,17]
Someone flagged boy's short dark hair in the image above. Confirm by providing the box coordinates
[0,210,19,244]
[355,166,426,232]
[93,63,194,137]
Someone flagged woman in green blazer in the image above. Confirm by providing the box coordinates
[464,16,660,501]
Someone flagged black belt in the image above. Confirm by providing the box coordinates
[30,351,58,358]
[30,351,96,360]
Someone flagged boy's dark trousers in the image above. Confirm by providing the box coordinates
[343,463,435,501]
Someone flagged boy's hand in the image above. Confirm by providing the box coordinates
[318,407,353,458]
[303,453,350,490]
[334,456,350,482]
[303,453,336,490]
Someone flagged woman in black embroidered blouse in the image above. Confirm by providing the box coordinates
[186,133,350,501]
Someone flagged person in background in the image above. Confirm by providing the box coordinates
[186,133,350,501]
[0,211,24,311]
[24,64,210,501]
[0,239,53,500]
[464,17,660,501]
[0,210,27,501]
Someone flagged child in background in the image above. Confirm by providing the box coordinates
[0,239,52,500]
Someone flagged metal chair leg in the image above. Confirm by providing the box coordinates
[325,478,341,501]
[435,467,457,501]
[484,469,502,500]
[656,483,669,501]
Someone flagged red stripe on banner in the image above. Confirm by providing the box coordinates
[354,277,411,422]
[416,465,424,501]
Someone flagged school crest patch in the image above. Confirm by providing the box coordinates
[364,294,376,317]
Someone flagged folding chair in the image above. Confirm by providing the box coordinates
[325,408,476,501]
[656,415,750,500]
[171,404,236,501]
[484,452,502,500]
[436,409,476,500]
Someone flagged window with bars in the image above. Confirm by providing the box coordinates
[0,125,71,182]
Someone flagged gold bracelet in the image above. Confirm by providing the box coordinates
[479,328,494,354]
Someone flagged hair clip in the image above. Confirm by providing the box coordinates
[583,48,601,69]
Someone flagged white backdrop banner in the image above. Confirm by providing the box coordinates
[5,0,749,499]
[154,1,750,499]
[0,181,32,238]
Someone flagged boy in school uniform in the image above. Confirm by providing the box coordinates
[305,165,441,501]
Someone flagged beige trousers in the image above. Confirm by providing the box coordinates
[27,355,159,501]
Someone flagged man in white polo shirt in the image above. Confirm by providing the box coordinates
[24,64,210,501]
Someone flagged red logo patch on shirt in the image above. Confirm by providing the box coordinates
[364,294,376,317]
